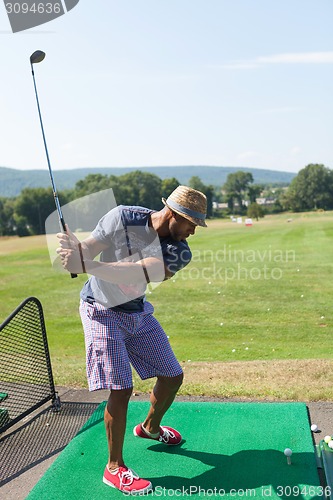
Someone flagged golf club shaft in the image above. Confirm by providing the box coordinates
[31,64,77,278]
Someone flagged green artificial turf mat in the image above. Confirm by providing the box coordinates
[0,392,8,402]
[27,401,321,499]
[0,407,9,427]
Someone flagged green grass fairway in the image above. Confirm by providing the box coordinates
[0,212,332,398]
[154,212,333,362]
[27,401,321,499]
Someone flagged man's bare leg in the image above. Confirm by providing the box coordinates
[142,373,183,434]
[105,387,132,470]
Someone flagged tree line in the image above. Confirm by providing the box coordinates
[217,163,333,219]
[0,171,214,236]
[0,163,331,237]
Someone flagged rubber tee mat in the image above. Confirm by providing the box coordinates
[27,401,321,499]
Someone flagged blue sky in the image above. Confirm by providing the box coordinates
[0,0,332,173]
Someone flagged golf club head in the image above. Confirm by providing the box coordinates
[30,50,46,65]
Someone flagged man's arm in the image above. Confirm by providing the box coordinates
[56,228,166,284]
[84,256,166,284]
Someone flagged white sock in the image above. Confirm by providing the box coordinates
[141,424,160,439]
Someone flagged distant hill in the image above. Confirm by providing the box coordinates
[0,165,296,198]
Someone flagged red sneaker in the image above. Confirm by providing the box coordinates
[133,424,182,445]
[103,465,152,495]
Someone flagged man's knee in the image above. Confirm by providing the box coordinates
[106,387,133,414]
[110,387,133,399]
[158,372,184,391]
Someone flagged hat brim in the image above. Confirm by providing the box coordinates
[162,198,207,228]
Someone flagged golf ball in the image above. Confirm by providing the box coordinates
[284,448,292,457]
[311,424,318,432]
[324,435,332,444]
[328,441,333,450]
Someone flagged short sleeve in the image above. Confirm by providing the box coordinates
[91,206,122,244]
[161,238,192,275]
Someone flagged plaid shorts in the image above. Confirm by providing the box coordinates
[79,299,183,391]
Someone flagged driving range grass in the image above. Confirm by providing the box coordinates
[0,211,332,400]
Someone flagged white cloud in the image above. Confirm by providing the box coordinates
[218,62,259,70]
[257,52,333,64]
[218,52,333,70]
[237,151,259,161]
[290,147,301,155]
[256,106,302,115]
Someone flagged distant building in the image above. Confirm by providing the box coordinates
[255,197,276,206]
[213,197,277,211]
[212,202,229,209]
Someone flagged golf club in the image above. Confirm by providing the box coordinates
[30,50,77,278]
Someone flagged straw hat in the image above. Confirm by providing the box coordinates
[162,185,207,227]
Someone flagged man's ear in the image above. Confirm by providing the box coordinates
[171,211,181,221]
[166,208,177,222]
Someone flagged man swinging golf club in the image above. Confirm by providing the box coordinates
[57,185,207,494]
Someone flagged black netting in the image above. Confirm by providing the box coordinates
[0,402,100,485]
[0,297,57,433]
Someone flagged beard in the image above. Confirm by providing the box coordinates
[169,226,186,241]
